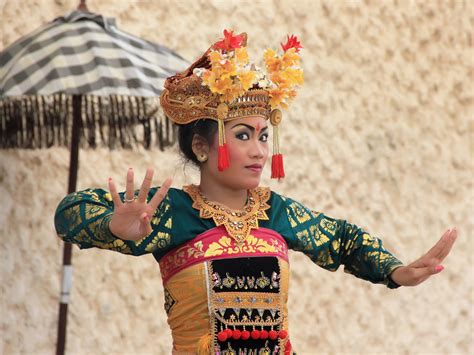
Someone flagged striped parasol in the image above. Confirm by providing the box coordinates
[0,9,189,149]
[0,5,188,355]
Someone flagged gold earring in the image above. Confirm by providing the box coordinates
[197,153,208,163]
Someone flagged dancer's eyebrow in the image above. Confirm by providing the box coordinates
[230,123,268,133]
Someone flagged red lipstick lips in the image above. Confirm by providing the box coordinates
[246,164,262,172]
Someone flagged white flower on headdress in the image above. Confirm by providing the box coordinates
[193,68,206,77]
[253,67,273,89]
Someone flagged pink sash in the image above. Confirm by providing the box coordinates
[159,226,288,284]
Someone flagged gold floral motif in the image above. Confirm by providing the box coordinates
[63,205,82,230]
[316,249,335,268]
[184,241,205,259]
[72,228,92,245]
[92,238,133,254]
[367,251,393,262]
[151,202,171,225]
[84,203,105,219]
[204,235,279,257]
[164,240,206,269]
[144,231,172,252]
[295,230,312,251]
[288,202,311,224]
[320,218,337,236]
[311,225,330,247]
[287,213,297,228]
[362,233,380,248]
[165,217,172,229]
[82,190,102,202]
[183,184,270,244]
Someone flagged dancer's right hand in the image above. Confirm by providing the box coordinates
[108,168,172,241]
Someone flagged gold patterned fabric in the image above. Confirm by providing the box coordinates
[164,263,210,353]
[280,197,403,286]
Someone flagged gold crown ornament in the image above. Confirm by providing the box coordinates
[160,29,304,178]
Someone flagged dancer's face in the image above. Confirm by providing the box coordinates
[205,116,269,190]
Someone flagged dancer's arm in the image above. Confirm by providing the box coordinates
[54,168,173,256]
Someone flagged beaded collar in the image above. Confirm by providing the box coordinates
[183,184,271,244]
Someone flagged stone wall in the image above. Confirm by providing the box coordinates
[1,0,472,354]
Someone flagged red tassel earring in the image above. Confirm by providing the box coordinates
[217,103,230,171]
[270,109,285,179]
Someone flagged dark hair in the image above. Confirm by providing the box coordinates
[177,119,218,165]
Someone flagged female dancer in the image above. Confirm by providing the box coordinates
[54,30,457,355]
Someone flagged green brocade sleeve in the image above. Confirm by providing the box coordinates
[281,196,403,288]
[54,188,173,256]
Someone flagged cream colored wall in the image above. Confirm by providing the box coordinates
[1,0,472,354]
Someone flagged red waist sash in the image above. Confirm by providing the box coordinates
[159,226,289,284]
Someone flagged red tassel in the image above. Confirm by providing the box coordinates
[271,153,285,179]
[218,143,230,171]
[271,154,278,178]
[278,154,285,178]
[284,339,292,355]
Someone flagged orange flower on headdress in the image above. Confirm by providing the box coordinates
[281,34,303,53]
[197,29,259,103]
[263,36,304,109]
[235,48,249,65]
[237,71,256,90]
[213,29,245,51]
[195,30,303,108]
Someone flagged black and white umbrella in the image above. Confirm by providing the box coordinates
[1,9,188,149]
[0,5,188,355]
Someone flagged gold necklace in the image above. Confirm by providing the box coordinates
[183,184,271,244]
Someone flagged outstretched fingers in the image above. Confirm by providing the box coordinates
[436,228,457,261]
[149,178,173,210]
[108,177,122,207]
[125,168,135,202]
[137,168,154,203]
[411,264,445,285]
[425,228,458,262]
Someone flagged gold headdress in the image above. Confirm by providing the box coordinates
[160,30,303,178]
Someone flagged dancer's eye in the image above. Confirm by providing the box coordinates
[259,133,268,142]
[236,132,250,140]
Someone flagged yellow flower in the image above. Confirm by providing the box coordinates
[263,48,276,62]
[209,50,224,65]
[281,68,304,86]
[282,48,300,68]
[270,72,290,88]
[222,84,242,103]
[220,60,237,76]
[212,76,233,94]
[238,70,257,90]
[235,47,249,65]
[202,70,218,88]
[268,88,287,108]
[264,48,283,72]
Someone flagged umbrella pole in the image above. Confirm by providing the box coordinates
[56,94,82,355]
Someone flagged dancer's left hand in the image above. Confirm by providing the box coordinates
[390,228,458,286]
